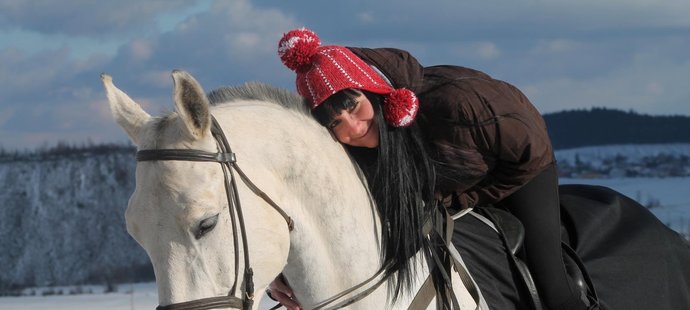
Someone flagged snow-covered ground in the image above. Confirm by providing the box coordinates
[556,143,690,162]
[0,283,158,310]
[0,282,277,310]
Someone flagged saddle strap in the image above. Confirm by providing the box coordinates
[562,243,601,308]
[442,210,483,310]
[423,207,483,310]
[479,209,543,310]
[446,240,484,310]
[408,276,435,310]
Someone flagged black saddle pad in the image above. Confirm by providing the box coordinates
[453,184,690,310]
[559,184,690,310]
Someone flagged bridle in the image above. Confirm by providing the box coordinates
[137,116,294,310]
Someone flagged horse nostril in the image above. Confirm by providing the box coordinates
[195,214,219,239]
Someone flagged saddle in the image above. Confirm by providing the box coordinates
[471,207,601,310]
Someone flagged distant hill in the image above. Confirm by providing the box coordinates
[544,107,690,150]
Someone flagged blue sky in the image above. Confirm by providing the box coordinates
[1,0,689,150]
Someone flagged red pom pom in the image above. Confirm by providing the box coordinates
[278,28,321,72]
[383,88,419,127]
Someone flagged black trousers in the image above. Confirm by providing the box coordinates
[453,164,583,310]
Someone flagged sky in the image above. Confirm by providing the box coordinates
[1,0,689,150]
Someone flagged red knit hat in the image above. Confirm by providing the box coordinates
[278,28,419,127]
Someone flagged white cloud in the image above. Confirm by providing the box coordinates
[2,0,690,150]
[0,0,201,36]
[221,31,262,61]
[524,58,690,116]
[645,81,664,96]
[535,39,582,54]
[138,70,172,89]
[356,11,375,24]
[476,42,501,60]
[404,0,690,29]
[0,47,72,97]
[128,40,155,62]
[0,106,15,126]
[210,0,298,58]
[447,41,501,61]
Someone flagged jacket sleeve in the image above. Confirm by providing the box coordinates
[447,80,555,209]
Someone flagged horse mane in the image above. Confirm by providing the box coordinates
[149,82,311,150]
[209,82,428,299]
[207,82,311,117]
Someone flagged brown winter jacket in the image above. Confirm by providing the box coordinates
[349,47,555,209]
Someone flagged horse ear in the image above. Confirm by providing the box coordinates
[101,73,151,147]
[171,70,211,140]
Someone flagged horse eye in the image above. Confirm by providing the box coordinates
[195,214,219,240]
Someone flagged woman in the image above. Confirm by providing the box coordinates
[269,28,591,310]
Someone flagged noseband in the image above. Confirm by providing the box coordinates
[137,116,293,310]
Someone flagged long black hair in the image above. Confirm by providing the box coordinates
[313,89,436,300]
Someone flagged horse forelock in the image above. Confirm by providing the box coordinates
[139,114,188,149]
[143,82,310,149]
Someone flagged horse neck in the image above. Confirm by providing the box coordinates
[217,104,388,308]
[280,133,388,308]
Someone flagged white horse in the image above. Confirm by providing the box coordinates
[102,70,484,309]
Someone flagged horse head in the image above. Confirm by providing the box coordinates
[102,71,293,308]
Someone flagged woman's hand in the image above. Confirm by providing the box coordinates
[268,274,301,310]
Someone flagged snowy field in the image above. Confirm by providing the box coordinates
[555,143,690,162]
[0,283,158,310]
[2,177,688,309]
[0,282,277,310]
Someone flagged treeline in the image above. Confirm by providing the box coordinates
[0,149,148,292]
[0,141,135,162]
[544,107,690,150]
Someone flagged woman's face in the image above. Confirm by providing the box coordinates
[328,91,380,148]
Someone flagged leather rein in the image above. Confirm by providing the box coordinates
[138,116,293,310]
